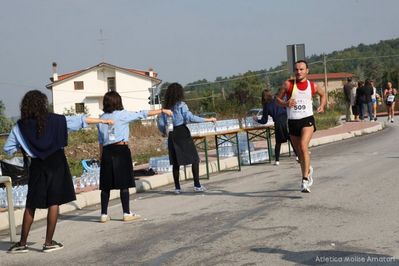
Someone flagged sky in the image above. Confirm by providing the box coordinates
[1,0,399,117]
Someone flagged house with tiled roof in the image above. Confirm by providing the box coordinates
[307,72,354,93]
[46,62,161,117]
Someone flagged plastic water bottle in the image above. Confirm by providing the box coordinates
[108,125,116,141]
[166,117,173,134]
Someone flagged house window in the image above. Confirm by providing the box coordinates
[107,77,116,91]
[75,103,85,113]
[74,81,84,90]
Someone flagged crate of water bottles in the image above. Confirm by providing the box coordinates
[148,155,173,173]
[0,184,28,209]
[73,161,101,192]
[186,122,216,136]
[240,149,269,165]
[241,116,274,129]
[215,119,240,133]
[218,133,255,157]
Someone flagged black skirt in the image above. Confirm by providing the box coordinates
[274,115,290,144]
[26,149,76,209]
[100,144,135,190]
[168,125,199,166]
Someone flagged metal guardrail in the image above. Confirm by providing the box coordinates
[0,176,17,242]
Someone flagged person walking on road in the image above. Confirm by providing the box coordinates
[343,77,354,122]
[4,90,113,254]
[158,82,216,194]
[370,80,380,121]
[276,60,326,193]
[255,89,298,165]
[384,81,397,123]
[350,81,360,121]
[97,91,172,223]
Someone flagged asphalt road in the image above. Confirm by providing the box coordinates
[1,121,399,265]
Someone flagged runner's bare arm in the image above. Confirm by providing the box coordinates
[276,80,296,108]
[315,83,327,113]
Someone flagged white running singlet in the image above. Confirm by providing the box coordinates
[287,80,314,120]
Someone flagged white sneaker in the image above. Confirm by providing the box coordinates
[100,214,110,223]
[174,189,182,195]
[274,161,280,166]
[301,179,311,193]
[123,212,141,222]
[308,166,314,187]
[194,186,206,192]
[391,118,394,123]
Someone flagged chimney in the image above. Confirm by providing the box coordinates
[148,68,154,78]
[52,62,58,81]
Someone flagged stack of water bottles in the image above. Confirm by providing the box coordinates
[218,132,254,158]
[215,119,240,133]
[74,161,101,191]
[148,155,173,173]
[241,116,274,129]
[186,122,216,136]
[0,184,28,209]
[240,149,269,165]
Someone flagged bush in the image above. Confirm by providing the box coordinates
[315,110,341,130]
[68,127,98,145]
[68,158,83,177]
[328,90,346,113]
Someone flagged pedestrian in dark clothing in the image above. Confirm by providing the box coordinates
[97,91,172,222]
[255,89,298,165]
[343,78,354,121]
[158,83,216,194]
[4,90,113,253]
[357,80,373,121]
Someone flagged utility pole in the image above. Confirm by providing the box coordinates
[211,89,215,109]
[323,54,329,104]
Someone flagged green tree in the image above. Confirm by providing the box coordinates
[0,100,13,133]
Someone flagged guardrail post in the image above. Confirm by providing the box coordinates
[0,176,17,243]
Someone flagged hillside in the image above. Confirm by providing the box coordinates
[181,38,399,115]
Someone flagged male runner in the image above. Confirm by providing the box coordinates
[276,60,327,192]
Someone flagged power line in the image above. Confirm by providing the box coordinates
[185,69,287,88]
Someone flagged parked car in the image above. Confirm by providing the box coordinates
[246,108,263,120]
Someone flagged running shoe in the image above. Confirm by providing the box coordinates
[42,240,64,253]
[194,186,206,192]
[8,242,28,254]
[274,161,280,166]
[301,179,311,193]
[123,212,141,222]
[391,118,394,123]
[100,214,110,223]
[174,189,182,195]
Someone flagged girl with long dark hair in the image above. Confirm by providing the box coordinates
[4,90,113,253]
[158,83,216,194]
[97,91,172,222]
[255,89,297,165]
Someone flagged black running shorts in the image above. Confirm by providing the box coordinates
[288,116,316,137]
